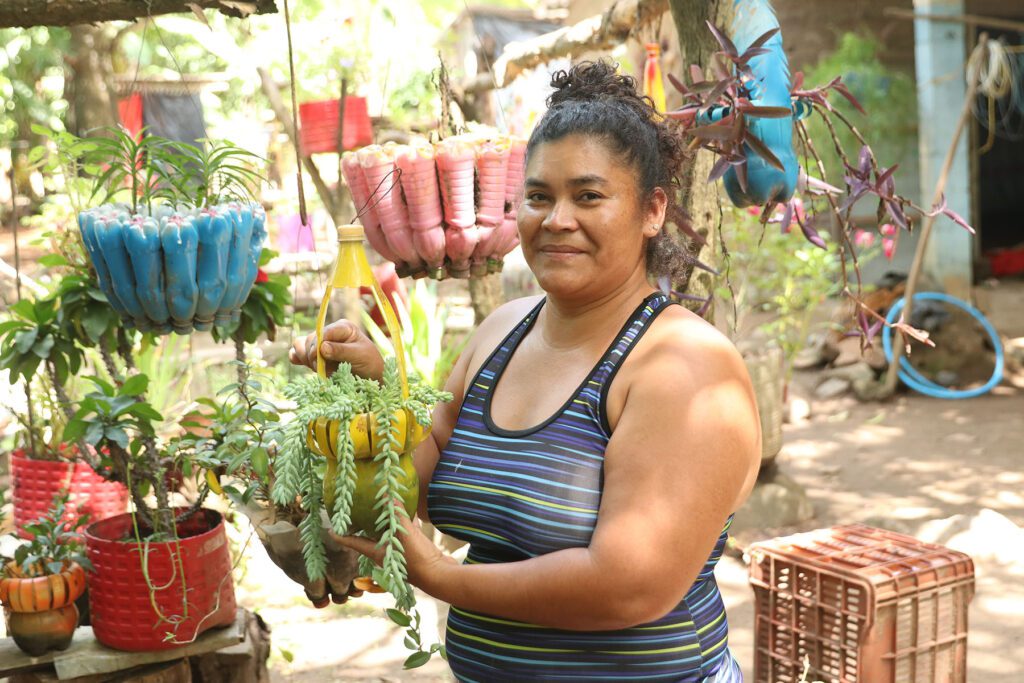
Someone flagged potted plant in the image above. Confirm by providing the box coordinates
[180,227,453,668]
[0,129,132,537]
[0,493,91,656]
[0,124,267,651]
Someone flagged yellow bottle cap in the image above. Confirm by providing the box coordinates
[337,224,365,241]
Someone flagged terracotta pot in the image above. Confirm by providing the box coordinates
[10,450,128,539]
[85,508,236,651]
[0,561,86,657]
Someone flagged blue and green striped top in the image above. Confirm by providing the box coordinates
[428,292,741,682]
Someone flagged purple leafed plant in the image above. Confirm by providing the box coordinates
[665,20,974,353]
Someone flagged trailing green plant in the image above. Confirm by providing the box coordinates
[4,492,93,578]
[271,358,448,595]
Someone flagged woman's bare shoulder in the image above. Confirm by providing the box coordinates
[458,295,544,379]
[643,304,745,372]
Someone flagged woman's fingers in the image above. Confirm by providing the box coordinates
[287,320,384,380]
[331,532,383,563]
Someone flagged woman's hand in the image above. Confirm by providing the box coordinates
[329,512,457,592]
[289,319,384,381]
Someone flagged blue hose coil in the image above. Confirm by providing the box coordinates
[882,292,1004,399]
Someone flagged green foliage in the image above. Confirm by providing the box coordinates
[63,375,162,454]
[173,361,283,509]
[801,33,917,186]
[363,279,465,390]
[34,125,266,214]
[0,298,83,386]
[161,139,266,208]
[5,492,92,577]
[0,28,69,146]
[717,208,843,378]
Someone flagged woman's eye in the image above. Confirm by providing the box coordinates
[526,192,548,202]
[579,192,602,202]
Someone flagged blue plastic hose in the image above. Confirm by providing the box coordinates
[882,292,1004,399]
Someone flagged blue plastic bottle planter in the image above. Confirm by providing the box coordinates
[78,204,267,335]
[723,0,798,208]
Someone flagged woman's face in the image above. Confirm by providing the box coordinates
[517,134,667,303]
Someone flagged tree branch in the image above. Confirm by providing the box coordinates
[492,0,669,87]
[0,0,278,29]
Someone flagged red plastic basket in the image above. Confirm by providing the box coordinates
[85,508,236,651]
[748,524,974,683]
[10,450,128,538]
[298,97,373,155]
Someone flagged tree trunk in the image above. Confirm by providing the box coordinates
[65,24,119,136]
[667,0,733,323]
[0,0,277,28]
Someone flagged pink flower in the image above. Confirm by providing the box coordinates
[747,206,762,217]
[854,229,875,248]
[879,223,896,237]
[882,237,896,261]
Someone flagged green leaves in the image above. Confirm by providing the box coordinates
[64,375,163,454]
[5,491,91,578]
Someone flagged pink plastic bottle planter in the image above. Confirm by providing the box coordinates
[395,141,446,278]
[358,145,421,275]
[436,137,479,277]
[341,152,397,264]
[471,138,510,276]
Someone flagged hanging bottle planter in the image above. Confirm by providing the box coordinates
[78,204,267,334]
[73,130,269,335]
[298,97,373,155]
[341,133,526,280]
[271,224,451,622]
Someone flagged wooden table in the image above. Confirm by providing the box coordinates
[0,608,269,682]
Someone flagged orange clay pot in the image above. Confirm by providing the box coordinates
[0,561,86,656]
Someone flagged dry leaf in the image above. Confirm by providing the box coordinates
[218,1,258,17]
[186,3,211,28]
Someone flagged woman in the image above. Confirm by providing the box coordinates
[290,61,760,682]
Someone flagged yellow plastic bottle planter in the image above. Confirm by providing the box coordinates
[308,225,430,538]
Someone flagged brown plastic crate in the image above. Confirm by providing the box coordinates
[748,524,974,683]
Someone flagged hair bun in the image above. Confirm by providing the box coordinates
[548,61,643,107]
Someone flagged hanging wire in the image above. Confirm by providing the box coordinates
[970,37,1024,143]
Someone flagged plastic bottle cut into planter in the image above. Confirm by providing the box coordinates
[306,225,428,546]
[77,204,266,334]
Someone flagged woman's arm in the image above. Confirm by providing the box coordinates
[365,315,761,630]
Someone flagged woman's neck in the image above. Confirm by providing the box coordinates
[538,274,656,352]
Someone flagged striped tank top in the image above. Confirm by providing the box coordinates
[427,292,742,682]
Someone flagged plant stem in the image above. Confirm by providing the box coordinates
[794,119,861,294]
[48,362,99,469]
[883,38,985,395]
[107,441,155,531]
[99,335,121,383]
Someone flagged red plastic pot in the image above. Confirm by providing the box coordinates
[10,450,128,539]
[298,97,373,155]
[84,508,236,651]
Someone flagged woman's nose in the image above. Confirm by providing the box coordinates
[541,201,577,232]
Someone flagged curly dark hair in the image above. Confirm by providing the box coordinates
[526,60,692,280]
